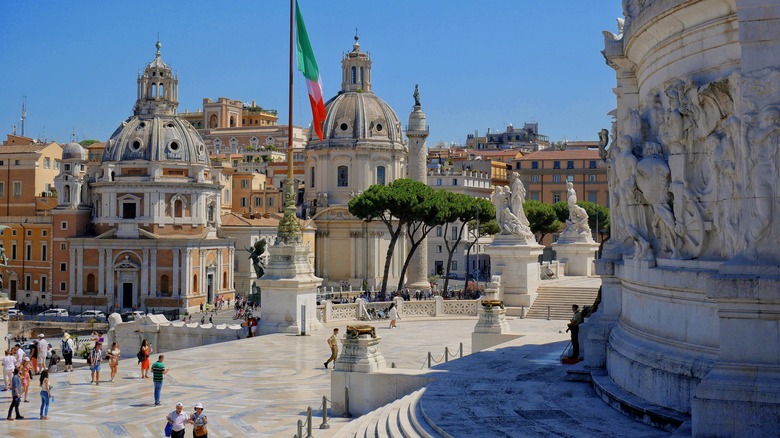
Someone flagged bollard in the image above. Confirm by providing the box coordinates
[459,342,463,358]
[306,407,313,438]
[296,419,303,438]
[427,351,432,368]
[344,386,352,418]
[547,305,551,321]
[445,346,449,363]
[521,305,526,319]
[320,396,330,429]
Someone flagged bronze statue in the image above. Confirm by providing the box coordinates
[246,238,268,279]
[413,84,421,107]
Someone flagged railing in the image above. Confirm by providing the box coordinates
[317,297,483,323]
[292,395,333,438]
[422,342,464,369]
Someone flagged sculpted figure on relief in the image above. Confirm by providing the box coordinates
[635,142,682,258]
[608,135,651,259]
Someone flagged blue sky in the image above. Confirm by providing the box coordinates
[0,0,622,146]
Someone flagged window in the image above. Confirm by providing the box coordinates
[337,165,349,187]
[25,243,31,260]
[254,197,262,207]
[588,191,598,203]
[14,160,20,166]
[60,282,66,292]
[60,243,67,251]
[589,160,597,169]
[54,160,60,170]
[310,167,315,188]
[436,245,442,254]
[567,161,574,169]
[11,243,17,260]
[436,226,443,237]
[531,175,539,183]
[452,179,458,186]
[240,198,247,208]
[60,221,68,230]
[11,230,15,236]
[25,275,31,291]
[26,230,31,237]
[241,180,249,189]
[553,193,561,203]
[13,181,21,197]
[40,276,47,293]
[553,161,561,169]
[60,262,67,272]
[531,161,538,169]
[567,175,574,182]
[589,174,597,182]
[44,158,51,169]
[64,164,71,172]
[451,260,458,271]
[122,203,137,219]
[452,227,458,240]
[376,166,386,185]
[530,191,540,201]
[42,230,47,237]
[0,181,3,197]
[553,175,561,183]
[436,178,442,186]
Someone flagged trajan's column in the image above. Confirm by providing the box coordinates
[405,85,430,290]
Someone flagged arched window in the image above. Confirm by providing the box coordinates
[351,66,356,84]
[159,84,164,98]
[86,274,96,293]
[208,203,216,222]
[360,67,364,87]
[173,199,183,218]
[193,274,198,293]
[229,116,236,127]
[63,186,71,203]
[160,274,170,295]
[337,165,349,187]
[377,166,386,185]
[209,114,218,129]
[222,271,228,289]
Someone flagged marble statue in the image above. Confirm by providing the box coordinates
[246,238,269,279]
[558,182,591,241]
[491,172,533,239]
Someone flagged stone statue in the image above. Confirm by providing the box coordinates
[413,84,421,107]
[558,182,591,241]
[598,128,610,160]
[246,238,269,279]
[491,172,533,239]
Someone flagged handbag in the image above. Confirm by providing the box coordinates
[136,351,144,363]
[164,422,172,437]
[194,424,207,437]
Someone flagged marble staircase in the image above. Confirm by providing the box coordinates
[526,283,599,320]
[337,388,445,438]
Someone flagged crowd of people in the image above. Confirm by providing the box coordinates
[2,334,59,420]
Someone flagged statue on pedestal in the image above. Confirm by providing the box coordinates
[413,84,421,107]
[491,172,534,240]
[558,182,592,240]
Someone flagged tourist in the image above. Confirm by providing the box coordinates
[2,350,15,391]
[166,401,188,438]
[323,328,339,369]
[38,370,50,420]
[152,355,169,406]
[139,339,153,379]
[6,368,23,420]
[190,402,208,437]
[566,304,583,360]
[29,340,38,376]
[48,350,60,374]
[388,302,399,328]
[13,345,25,370]
[36,334,50,373]
[21,357,32,402]
[89,342,103,385]
[61,333,75,372]
[106,342,121,383]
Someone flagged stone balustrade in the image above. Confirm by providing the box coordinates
[318,297,480,323]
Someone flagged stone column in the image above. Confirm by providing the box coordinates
[404,100,430,290]
[150,249,157,297]
[172,249,180,295]
[98,249,105,295]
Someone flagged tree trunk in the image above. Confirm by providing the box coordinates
[395,225,433,293]
[379,219,403,297]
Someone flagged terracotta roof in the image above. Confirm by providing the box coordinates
[0,143,56,154]
[516,149,600,160]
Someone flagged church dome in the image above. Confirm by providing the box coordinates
[103,116,208,164]
[62,141,87,160]
[306,36,404,151]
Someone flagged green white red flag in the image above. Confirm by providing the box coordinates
[295,0,326,141]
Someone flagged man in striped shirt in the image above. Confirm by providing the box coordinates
[151,355,169,406]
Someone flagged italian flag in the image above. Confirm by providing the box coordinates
[296,0,326,141]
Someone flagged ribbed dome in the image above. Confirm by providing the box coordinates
[62,142,87,160]
[102,115,208,164]
[308,91,403,148]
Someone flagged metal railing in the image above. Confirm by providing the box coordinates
[421,342,464,369]
[292,395,333,438]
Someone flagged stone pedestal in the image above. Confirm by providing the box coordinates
[334,326,386,373]
[583,259,619,369]
[484,235,543,309]
[0,295,15,351]
[472,301,522,352]
[692,269,780,437]
[552,241,600,276]
[257,240,322,335]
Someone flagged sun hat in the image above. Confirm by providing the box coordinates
[23,357,30,362]
[194,403,204,410]
[38,334,44,338]
[176,402,183,407]
[63,333,70,339]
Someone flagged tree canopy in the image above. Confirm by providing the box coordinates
[524,200,561,242]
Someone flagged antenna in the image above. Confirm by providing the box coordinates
[71,127,76,142]
[20,95,27,137]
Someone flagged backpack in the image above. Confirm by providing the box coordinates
[61,339,72,355]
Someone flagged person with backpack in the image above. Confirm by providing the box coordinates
[61,333,74,372]
[89,342,103,385]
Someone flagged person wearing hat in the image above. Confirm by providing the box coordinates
[166,402,189,438]
[190,402,208,437]
[2,350,15,391]
[36,334,49,374]
[61,333,75,372]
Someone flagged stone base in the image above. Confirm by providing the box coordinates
[257,241,322,335]
[473,305,511,334]
[335,332,386,373]
[485,236,544,308]
[330,370,433,417]
[552,241,600,276]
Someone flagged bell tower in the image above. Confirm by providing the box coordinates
[341,33,372,93]
[134,40,179,116]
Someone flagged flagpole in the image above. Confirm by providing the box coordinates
[278,0,303,242]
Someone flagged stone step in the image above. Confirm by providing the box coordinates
[385,396,403,437]
[407,388,440,438]
[366,401,395,438]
